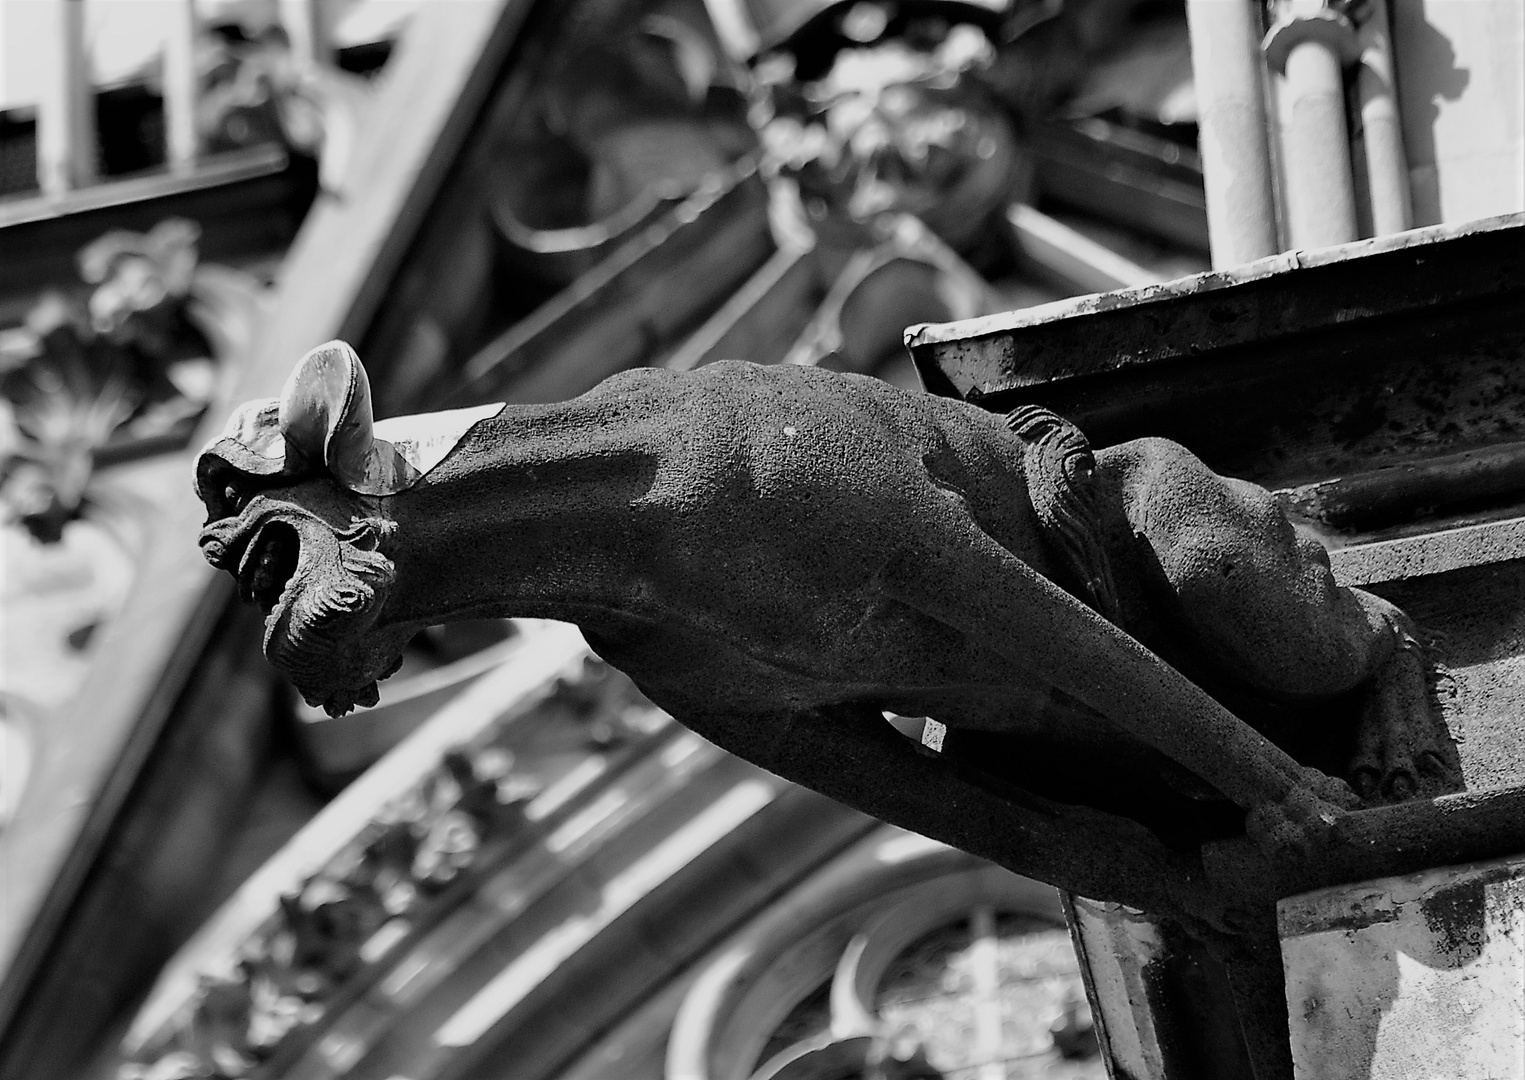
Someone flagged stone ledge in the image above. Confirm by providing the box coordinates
[1279,854,1525,1080]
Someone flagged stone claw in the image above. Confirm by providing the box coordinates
[1305,767,1360,811]
[319,680,380,717]
[1415,749,1450,780]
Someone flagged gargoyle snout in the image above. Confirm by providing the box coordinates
[197,503,251,572]
[195,497,303,614]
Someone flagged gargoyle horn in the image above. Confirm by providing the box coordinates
[195,340,505,500]
[278,340,377,490]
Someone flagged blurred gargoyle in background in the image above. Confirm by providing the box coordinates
[195,342,1460,928]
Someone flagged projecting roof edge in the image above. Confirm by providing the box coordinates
[906,210,1525,352]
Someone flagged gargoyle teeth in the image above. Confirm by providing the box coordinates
[237,523,299,616]
[250,544,282,613]
[236,527,262,581]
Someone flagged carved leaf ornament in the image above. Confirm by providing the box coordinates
[119,621,1101,1080]
[118,637,670,1080]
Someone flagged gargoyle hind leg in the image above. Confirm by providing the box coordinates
[1096,439,1461,804]
[725,702,1228,930]
[877,530,1355,855]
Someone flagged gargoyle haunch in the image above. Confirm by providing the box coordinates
[196,342,1458,867]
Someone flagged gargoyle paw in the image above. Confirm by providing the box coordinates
[319,680,380,717]
[1245,767,1350,860]
[1304,766,1360,812]
[1349,641,1461,805]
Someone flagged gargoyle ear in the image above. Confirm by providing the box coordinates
[278,340,375,489]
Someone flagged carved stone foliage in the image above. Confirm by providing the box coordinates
[119,640,667,1080]
[1,218,264,543]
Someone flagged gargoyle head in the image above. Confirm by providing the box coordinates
[194,341,500,716]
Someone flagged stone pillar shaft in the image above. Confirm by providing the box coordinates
[1187,0,1280,268]
[1276,37,1359,247]
[163,0,200,174]
[1355,0,1413,236]
[35,0,96,196]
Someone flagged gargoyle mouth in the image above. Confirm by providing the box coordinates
[238,520,301,616]
[199,490,399,716]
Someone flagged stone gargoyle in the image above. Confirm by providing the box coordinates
[194,342,1459,925]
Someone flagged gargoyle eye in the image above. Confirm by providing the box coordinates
[223,483,248,514]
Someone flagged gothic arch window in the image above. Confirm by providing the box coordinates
[669,853,1101,1080]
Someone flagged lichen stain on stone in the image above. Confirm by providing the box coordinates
[1306,903,1400,935]
[1419,880,1486,963]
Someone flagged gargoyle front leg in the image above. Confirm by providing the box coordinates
[879,537,1356,856]
[704,702,1227,926]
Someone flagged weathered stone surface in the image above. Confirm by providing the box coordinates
[193,341,1461,929]
[1280,856,1525,1079]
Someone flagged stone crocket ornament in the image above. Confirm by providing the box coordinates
[195,341,1458,921]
